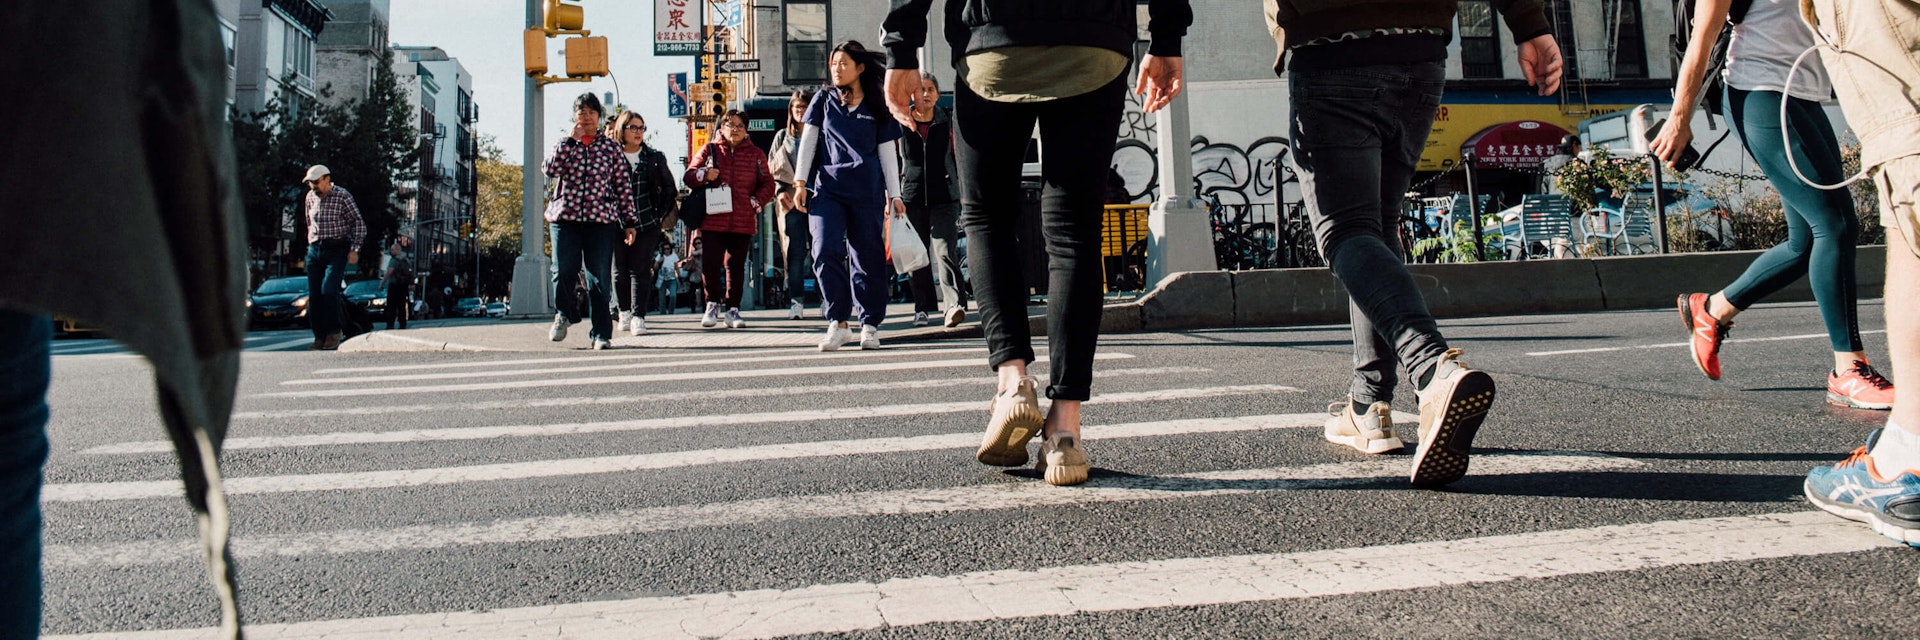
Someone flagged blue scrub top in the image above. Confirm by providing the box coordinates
[803,89,904,201]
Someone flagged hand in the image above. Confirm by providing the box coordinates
[624,228,637,246]
[884,68,920,129]
[1650,116,1695,169]
[777,191,794,210]
[571,119,595,142]
[1518,35,1564,97]
[703,168,720,183]
[888,197,906,217]
[793,183,810,213]
[347,250,359,265]
[1134,55,1184,113]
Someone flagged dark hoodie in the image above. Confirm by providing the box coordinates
[1271,0,1552,72]
[882,0,1192,70]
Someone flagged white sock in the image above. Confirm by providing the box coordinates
[1868,420,1920,475]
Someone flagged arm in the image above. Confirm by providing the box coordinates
[1653,0,1734,167]
[751,151,777,209]
[1493,0,1563,96]
[684,144,712,188]
[794,125,823,186]
[879,139,903,205]
[880,0,936,71]
[609,148,637,227]
[1145,0,1193,58]
[1490,0,1553,43]
[651,152,680,217]
[542,138,575,178]
[346,193,367,248]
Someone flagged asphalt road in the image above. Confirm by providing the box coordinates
[36,299,1917,638]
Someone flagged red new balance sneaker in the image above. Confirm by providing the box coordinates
[1678,293,1731,380]
[1829,360,1896,410]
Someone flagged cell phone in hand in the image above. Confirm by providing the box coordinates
[1647,119,1701,172]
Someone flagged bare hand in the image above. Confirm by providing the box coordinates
[1134,56,1184,113]
[777,191,794,211]
[793,183,810,213]
[571,119,595,142]
[702,168,720,183]
[888,197,906,218]
[347,250,359,265]
[1519,35,1564,97]
[624,228,638,246]
[1650,116,1695,169]
[884,68,919,129]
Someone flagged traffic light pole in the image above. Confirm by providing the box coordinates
[509,0,553,319]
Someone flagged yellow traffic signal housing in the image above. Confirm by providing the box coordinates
[543,0,584,33]
[522,28,547,76]
[564,36,609,78]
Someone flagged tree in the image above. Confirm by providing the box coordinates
[474,134,524,298]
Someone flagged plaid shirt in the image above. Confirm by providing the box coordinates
[306,185,367,246]
[543,134,636,226]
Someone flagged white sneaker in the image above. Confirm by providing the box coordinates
[1324,399,1404,454]
[629,316,647,336]
[788,300,804,320]
[726,307,746,328]
[818,322,853,352]
[548,313,570,342]
[700,302,720,328]
[859,324,881,350]
[944,306,966,328]
[591,337,612,350]
[617,310,633,333]
[912,311,930,327]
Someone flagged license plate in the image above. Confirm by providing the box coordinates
[262,311,278,318]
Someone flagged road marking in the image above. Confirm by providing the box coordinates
[46,451,1636,568]
[285,347,993,385]
[46,410,1374,503]
[46,511,1891,639]
[228,367,1210,420]
[249,353,1136,400]
[53,335,328,358]
[48,342,130,356]
[93,383,1296,454]
[252,337,318,352]
[1526,329,1888,356]
[310,343,982,375]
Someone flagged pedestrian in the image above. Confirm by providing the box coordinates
[1796,0,1920,547]
[1261,1,1561,486]
[794,40,909,352]
[0,1,246,634]
[656,241,679,314]
[1653,0,1894,410]
[543,92,639,350]
[301,164,367,351]
[607,109,679,337]
[882,1,1189,486]
[899,71,971,329]
[770,89,817,320]
[679,237,705,312]
[382,240,413,330]
[685,109,776,330]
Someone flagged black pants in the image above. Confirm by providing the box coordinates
[385,285,410,329]
[780,204,812,303]
[954,73,1125,402]
[1290,62,1452,404]
[613,228,664,319]
[906,201,967,313]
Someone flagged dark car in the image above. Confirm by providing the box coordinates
[455,297,485,318]
[343,279,386,317]
[247,276,310,329]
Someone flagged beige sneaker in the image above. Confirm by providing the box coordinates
[1325,399,1403,454]
[1035,433,1090,486]
[1411,349,1496,487]
[978,377,1043,466]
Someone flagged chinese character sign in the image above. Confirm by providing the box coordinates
[667,73,689,118]
[655,0,701,55]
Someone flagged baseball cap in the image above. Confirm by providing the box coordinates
[303,165,331,182]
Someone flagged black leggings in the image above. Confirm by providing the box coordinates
[613,229,663,318]
[954,73,1126,402]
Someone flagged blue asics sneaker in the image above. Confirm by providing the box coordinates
[1803,429,1920,547]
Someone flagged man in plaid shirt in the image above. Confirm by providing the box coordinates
[303,164,367,350]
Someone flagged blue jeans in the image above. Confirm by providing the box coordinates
[809,194,890,327]
[1290,62,1452,404]
[0,310,51,639]
[550,221,619,340]
[305,239,352,339]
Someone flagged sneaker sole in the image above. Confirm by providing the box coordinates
[1677,295,1719,381]
[1804,479,1920,547]
[978,403,1042,467]
[1324,418,1404,454]
[945,312,965,328]
[1411,371,1495,487]
[1825,391,1894,411]
[1042,461,1090,486]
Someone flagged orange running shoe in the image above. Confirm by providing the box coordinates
[1828,360,1896,410]
[1677,293,1730,380]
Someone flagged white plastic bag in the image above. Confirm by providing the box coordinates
[888,214,930,273]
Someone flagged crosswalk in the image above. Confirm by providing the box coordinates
[40,338,1896,638]
[48,332,320,358]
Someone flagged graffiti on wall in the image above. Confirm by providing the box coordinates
[1107,135,1299,207]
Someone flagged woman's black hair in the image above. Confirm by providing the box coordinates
[787,88,816,135]
[573,92,604,117]
[826,40,888,119]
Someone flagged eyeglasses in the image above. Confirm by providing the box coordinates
[624,125,646,132]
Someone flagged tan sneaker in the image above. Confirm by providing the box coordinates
[1035,433,1090,486]
[1325,399,1403,454]
[978,377,1043,466]
[1411,349,1495,487]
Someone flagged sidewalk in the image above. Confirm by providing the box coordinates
[338,302,986,352]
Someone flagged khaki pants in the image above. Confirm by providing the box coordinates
[1806,0,1920,255]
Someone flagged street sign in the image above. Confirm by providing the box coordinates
[748,119,776,132]
[666,73,689,118]
[688,84,712,102]
[716,59,760,74]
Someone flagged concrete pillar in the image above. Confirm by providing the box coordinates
[1146,91,1216,289]
[509,0,552,318]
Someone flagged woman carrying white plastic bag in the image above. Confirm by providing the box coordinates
[888,213,931,274]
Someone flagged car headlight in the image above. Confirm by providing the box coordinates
[293,296,308,308]
[245,299,253,308]
[371,298,386,305]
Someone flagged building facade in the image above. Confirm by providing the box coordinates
[315,0,391,107]
[391,46,480,292]
[233,0,330,118]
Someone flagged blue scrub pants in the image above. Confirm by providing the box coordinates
[809,193,889,327]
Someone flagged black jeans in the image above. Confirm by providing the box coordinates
[304,239,351,340]
[780,205,813,304]
[906,201,968,313]
[1289,62,1452,404]
[385,284,410,329]
[954,73,1125,402]
[613,228,664,319]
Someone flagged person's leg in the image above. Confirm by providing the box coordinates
[632,230,662,319]
[306,244,329,342]
[846,200,891,328]
[581,223,617,340]
[550,222,584,324]
[612,233,638,317]
[929,201,968,311]
[397,287,409,329]
[1032,74,1126,409]
[810,197,853,325]
[954,80,1042,380]
[785,207,813,306]
[319,244,349,341]
[722,232,751,310]
[0,310,50,638]
[905,203,939,313]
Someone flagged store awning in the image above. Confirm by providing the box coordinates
[1460,120,1573,170]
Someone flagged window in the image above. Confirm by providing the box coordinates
[784,1,828,84]
[1458,1,1502,79]
[282,23,313,88]
[1607,0,1648,79]
[220,21,237,68]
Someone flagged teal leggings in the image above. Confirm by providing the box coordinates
[1723,87,1863,353]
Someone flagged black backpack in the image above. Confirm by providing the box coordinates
[1672,0,1756,123]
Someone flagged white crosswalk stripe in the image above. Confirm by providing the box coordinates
[50,333,321,357]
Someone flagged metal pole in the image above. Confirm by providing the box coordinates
[1464,154,1483,260]
[1648,153,1668,253]
[509,0,553,317]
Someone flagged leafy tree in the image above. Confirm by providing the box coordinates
[474,134,524,298]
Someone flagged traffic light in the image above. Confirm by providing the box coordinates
[524,0,601,83]
[460,222,474,239]
[710,81,726,111]
[542,0,584,33]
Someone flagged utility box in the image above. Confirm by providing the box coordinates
[564,36,609,78]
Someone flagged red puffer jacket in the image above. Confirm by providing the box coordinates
[684,139,776,235]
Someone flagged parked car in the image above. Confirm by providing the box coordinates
[247,276,310,329]
[456,297,485,317]
[343,279,385,316]
[484,302,508,318]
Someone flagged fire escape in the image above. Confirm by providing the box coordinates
[1550,0,1591,117]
